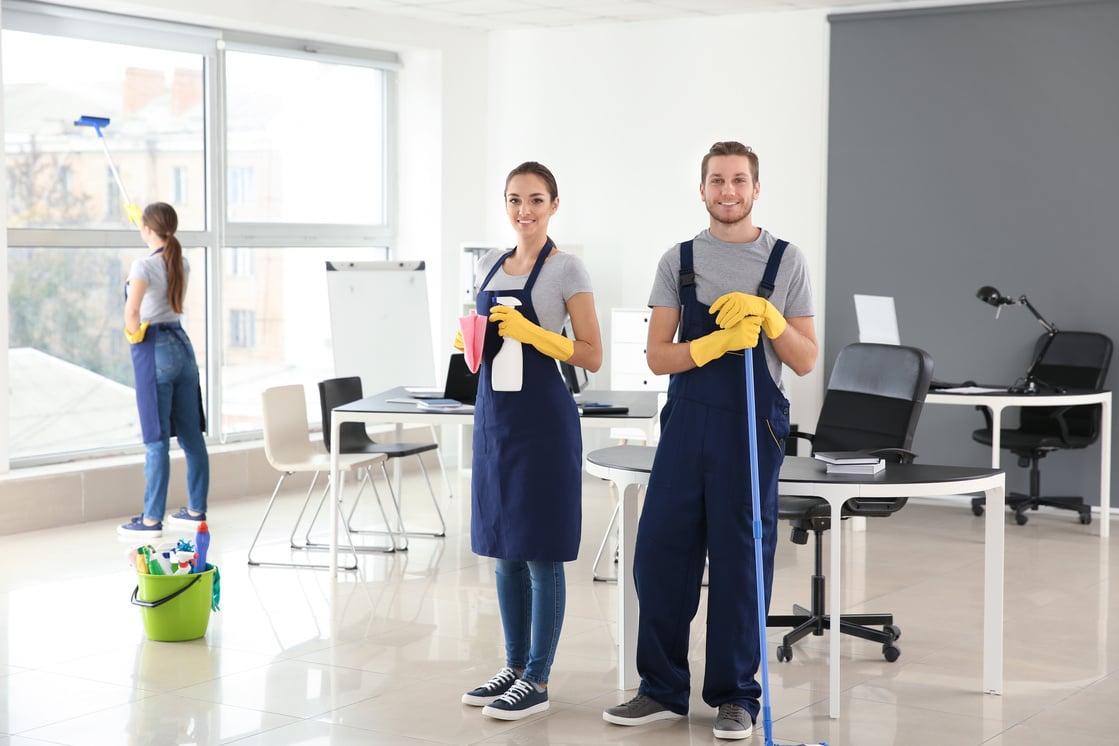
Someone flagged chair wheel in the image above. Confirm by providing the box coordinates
[883,644,901,662]
[971,503,984,517]
[884,624,901,642]
[1015,512,1029,526]
[1080,512,1092,525]
[776,645,793,662]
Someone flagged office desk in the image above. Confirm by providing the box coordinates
[926,389,1112,538]
[584,446,1005,719]
[326,388,662,575]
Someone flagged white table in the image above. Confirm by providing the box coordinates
[327,388,662,576]
[926,389,1111,537]
[584,447,1006,719]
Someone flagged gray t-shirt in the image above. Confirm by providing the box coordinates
[475,249,593,333]
[648,228,815,391]
[128,253,190,324]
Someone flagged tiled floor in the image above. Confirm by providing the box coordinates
[0,464,1116,745]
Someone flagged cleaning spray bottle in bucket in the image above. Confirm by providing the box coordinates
[194,521,210,573]
[492,296,523,391]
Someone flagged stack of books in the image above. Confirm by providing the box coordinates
[813,450,886,474]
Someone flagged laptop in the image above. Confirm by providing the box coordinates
[407,353,478,404]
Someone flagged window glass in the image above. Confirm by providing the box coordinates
[225,51,385,224]
[7,246,207,460]
[219,246,389,435]
[2,30,205,230]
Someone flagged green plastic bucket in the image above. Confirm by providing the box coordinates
[131,564,215,641]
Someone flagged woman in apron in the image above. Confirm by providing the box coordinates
[459,162,603,720]
[117,203,209,538]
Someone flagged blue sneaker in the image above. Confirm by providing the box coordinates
[462,667,519,706]
[482,679,549,720]
[118,516,162,537]
[167,508,206,525]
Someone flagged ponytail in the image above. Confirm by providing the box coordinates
[141,202,184,313]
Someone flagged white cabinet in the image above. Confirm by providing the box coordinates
[609,308,668,444]
[610,308,668,392]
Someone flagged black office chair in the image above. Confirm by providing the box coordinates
[317,377,447,542]
[768,342,933,663]
[970,331,1112,526]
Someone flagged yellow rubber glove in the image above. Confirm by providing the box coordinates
[689,316,763,368]
[489,305,574,362]
[710,291,788,339]
[453,329,464,351]
[124,320,150,344]
[126,203,143,227]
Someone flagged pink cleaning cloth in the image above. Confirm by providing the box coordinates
[459,311,487,373]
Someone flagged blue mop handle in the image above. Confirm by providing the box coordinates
[743,348,776,746]
[745,347,829,746]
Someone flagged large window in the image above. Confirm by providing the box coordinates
[3,3,397,465]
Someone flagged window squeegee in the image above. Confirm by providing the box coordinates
[74,115,141,225]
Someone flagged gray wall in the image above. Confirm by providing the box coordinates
[826,0,1118,505]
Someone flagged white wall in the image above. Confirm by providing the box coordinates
[485,10,830,425]
[6,1,830,458]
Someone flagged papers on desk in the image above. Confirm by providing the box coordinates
[416,398,469,411]
[936,386,1007,394]
[814,451,881,464]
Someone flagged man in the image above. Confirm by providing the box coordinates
[603,141,817,740]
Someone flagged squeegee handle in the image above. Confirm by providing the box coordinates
[97,137,133,207]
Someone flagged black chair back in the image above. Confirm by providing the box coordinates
[812,343,933,460]
[1020,331,1112,443]
[811,343,933,518]
[318,376,378,453]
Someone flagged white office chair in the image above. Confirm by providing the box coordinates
[250,384,400,570]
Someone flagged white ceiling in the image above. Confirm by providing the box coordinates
[302,0,945,30]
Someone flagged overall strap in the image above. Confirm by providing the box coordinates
[678,240,697,305]
[477,249,516,293]
[756,239,788,300]
[522,237,554,292]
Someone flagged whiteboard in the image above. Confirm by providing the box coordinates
[326,261,438,394]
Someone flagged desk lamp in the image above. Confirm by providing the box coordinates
[976,285,1060,394]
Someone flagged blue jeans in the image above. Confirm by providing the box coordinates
[142,329,209,522]
[495,559,565,685]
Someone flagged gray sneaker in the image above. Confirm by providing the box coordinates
[603,693,683,726]
[713,703,753,740]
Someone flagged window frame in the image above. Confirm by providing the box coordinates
[2,1,400,467]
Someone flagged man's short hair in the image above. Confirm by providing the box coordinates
[701,141,759,182]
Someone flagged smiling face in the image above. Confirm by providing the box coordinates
[505,172,559,243]
[701,154,760,227]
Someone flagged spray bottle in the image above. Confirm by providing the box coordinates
[492,296,523,391]
[194,521,210,573]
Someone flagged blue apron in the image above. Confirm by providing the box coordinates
[126,252,205,444]
[470,241,582,561]
[633,239,791,718]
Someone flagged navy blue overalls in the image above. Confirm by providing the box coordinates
[470,241,583,562]
[633,239,791,720]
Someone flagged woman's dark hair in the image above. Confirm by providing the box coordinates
[142,202,185,314]
[504,161,559,201]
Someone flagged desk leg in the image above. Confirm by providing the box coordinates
[983,480,1005,694]
[828,495,843,719]
[1100,397,1111,539]
[330,416,342,580]
[617,479,641,691]
[988,405,1004,469]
